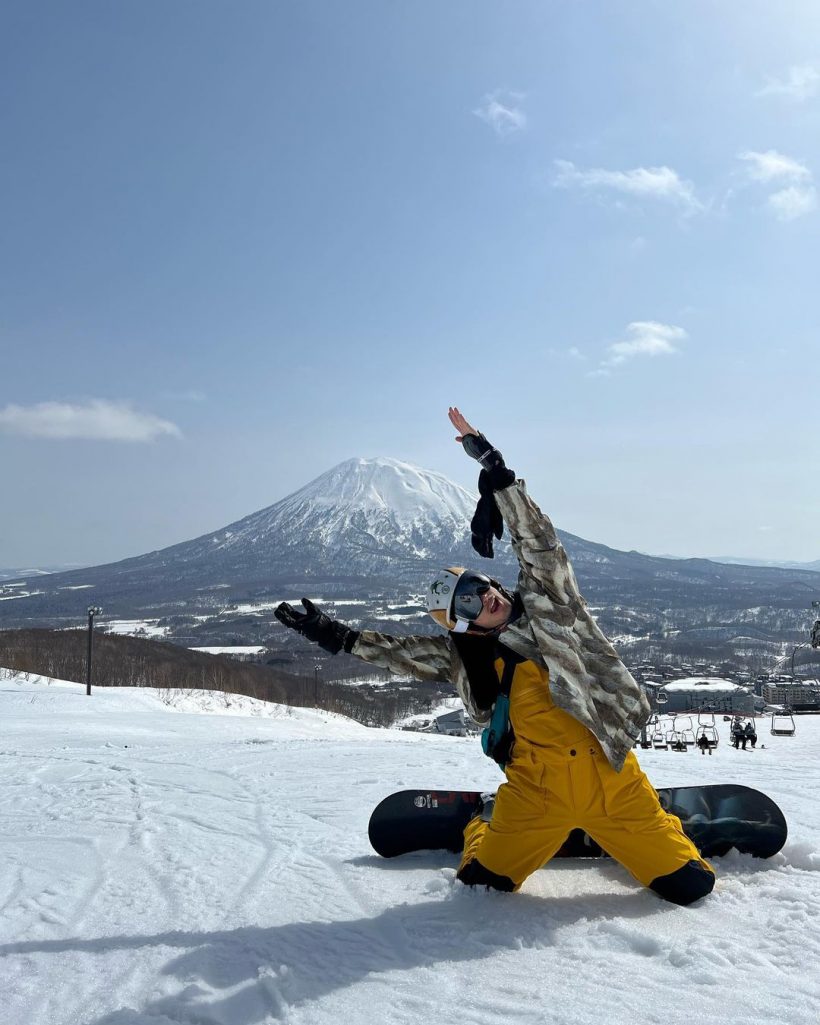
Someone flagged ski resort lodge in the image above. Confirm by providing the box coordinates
[643,677,755,715]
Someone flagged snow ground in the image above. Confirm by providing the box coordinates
[1,669,819,1025]
[189,647,267,657]
[102,621,171,640]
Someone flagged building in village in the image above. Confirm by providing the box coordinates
[644,677,755,715]
[759,677,820,712]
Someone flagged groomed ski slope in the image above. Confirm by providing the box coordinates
[1,670,819,1025]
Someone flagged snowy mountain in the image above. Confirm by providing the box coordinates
[1,457,818,666]
[175,457,481,569]
[707,555,820,572]
[0,564,81,581]
[0,458,495,621]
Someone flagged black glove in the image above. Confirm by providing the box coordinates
[461,432,516,491]
[471,493,503,558]
[274,599,359,655]
[463,435,514,558]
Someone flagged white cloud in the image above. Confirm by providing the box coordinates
[737,150,816,221]
[0,400,182,441]
[738,149,811,183]
[474,91,527,137]
[757,64,820,102]
[768,185,818,221]
[598,321,688,370]
[553,160,700,212]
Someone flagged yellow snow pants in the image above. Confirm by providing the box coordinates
[459,658,714,891]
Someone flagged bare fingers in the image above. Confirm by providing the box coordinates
[448,406,467,440]
[448,406,477,439]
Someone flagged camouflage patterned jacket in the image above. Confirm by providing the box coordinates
[351,479,650,771]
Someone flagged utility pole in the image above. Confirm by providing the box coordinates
[314,664,320,706]
[86,606,103,696]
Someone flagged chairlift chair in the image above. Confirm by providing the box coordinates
[639,713,659,749]
[770,708,796,737]
[731,716,753,748]
[668,731,687,752]
[674,716,696,746]
[695,724,719,748]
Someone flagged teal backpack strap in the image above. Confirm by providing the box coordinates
[481,646,524,769]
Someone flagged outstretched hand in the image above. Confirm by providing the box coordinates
[274,598,321,633]
[274,599,358,655]
[448,406,479,442]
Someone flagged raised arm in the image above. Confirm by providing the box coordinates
[450,407,582,608]
[448,406,514,559]
[494,483,583,608]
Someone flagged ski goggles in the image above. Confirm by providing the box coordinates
[452,570,493,624]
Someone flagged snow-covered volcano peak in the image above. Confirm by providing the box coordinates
[0,456,497,613]
[186,456,485,578]
[282,457,476,525]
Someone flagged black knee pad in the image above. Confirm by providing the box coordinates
[457,859,516,892]
[649,860,715,906]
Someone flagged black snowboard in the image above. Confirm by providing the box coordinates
[368,784,787,861]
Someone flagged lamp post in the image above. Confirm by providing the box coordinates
[86,606,103,696]
[314,664,320,706]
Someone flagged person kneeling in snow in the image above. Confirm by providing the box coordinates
[275,408,715,907]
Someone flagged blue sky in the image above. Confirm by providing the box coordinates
[2,1,819,567]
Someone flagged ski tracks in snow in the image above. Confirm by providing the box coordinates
[3,684,820,1025]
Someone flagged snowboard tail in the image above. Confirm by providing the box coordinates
[368,784,787,861]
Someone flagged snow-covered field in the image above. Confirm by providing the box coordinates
[1,670,819,1025]
[102,620,171,639]
[189,647,268,657]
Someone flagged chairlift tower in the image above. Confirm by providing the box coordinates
[790,600,820,678]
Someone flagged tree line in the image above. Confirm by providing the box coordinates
[0,629,437,728]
